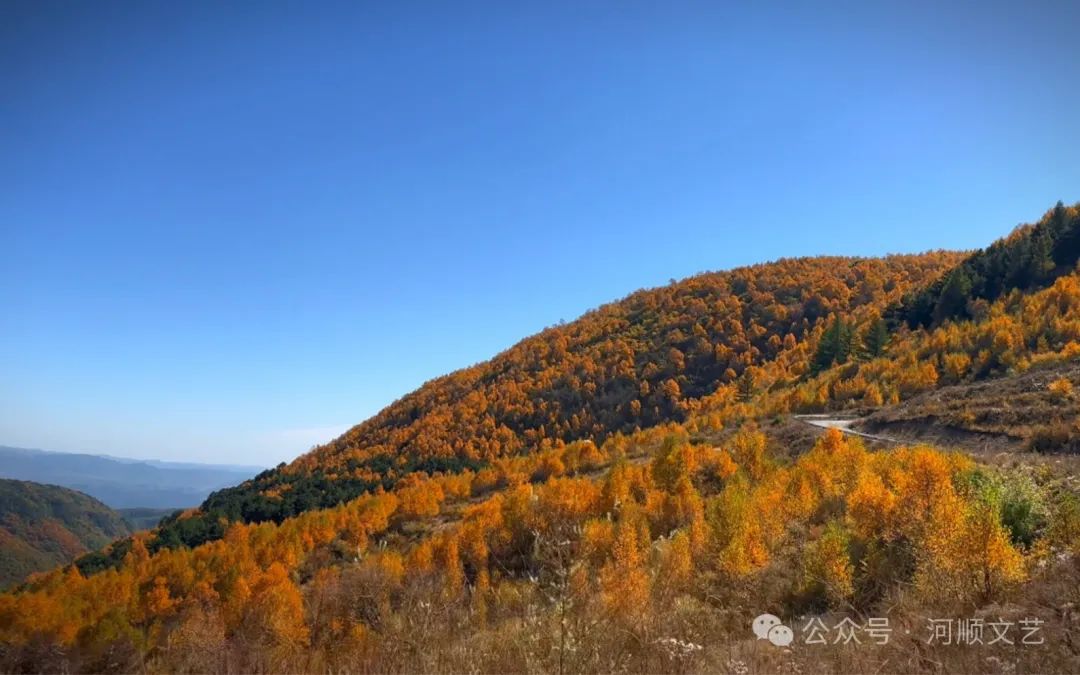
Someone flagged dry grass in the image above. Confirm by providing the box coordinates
[860,361,1080,454]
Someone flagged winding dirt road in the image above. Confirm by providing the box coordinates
[793,415,903,444]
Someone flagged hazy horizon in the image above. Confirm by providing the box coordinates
[0,443,268,470]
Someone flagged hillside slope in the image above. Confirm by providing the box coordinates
[172,201,1078,545]
[189,253,961,531]
[858,360,1080,452]
[0,479,130,589]
[70,202,1079,564]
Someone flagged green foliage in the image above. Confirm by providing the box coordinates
[898,201,1080,328]
[933,268,973,324]
[800,520,854,610]
[1048,492,1080,552]
[118,508,177,531]
[812,315,858,374]
[649,432,694,491]
[146,456,487,556]
[959,468,1047,549]
[74,539,133,577]
[861,316,890,358]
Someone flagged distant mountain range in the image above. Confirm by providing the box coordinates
[0,446,264,509]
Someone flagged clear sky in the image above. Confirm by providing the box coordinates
[2,1,1078,466]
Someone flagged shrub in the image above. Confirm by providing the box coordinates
[997,476,1047,549]
[1027,423,1080,454]
[1048,377,1074,400]
[800,520,854,609]
[1048,493,1080,553]
[959,468,1048,548]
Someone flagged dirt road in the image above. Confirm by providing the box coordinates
[793,415,903,444]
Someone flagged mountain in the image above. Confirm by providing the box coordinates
[0,446,264,509]
[2,202,1079,674]
[0,479,130,590]
[97,201,1080,554]
[163,252,963,545]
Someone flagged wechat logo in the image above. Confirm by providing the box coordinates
[753,613,794,647]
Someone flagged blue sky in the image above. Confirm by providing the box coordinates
[2,1,1078,466]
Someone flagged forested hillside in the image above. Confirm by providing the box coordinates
[154,202,1079,549]
[0,480,130,590]
[2,203,1079,673]
[101,203,1080,558]
[897,201,1080,328]
[158,253,961,547]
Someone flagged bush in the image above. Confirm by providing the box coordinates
[1026,423,1080,454]
[1049,493,1080,553]
[1048,377,1074,400]
[1000,486,1046,549]
[800,520,854,610]
[958,468,1047,549]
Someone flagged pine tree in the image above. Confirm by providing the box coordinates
[1028,231,1055,286]
[811,315,857,374]
[932,268,973,324]
[842,319,859,361]
[737,369,755,402]
[1052,206,1080,266]
[812,317,840,374]
[862,316,890,358]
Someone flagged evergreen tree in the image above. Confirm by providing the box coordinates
[898,202,1080,329]
[812,319,839,375]
[862,316,890,358]
[1052,206,1080,266]
[1054,219,1080,266]
[932,268,972,325]
[737,369,755,402]
[811,315,856,374]
[1029,232,1055,286]
[842,319,859,362]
